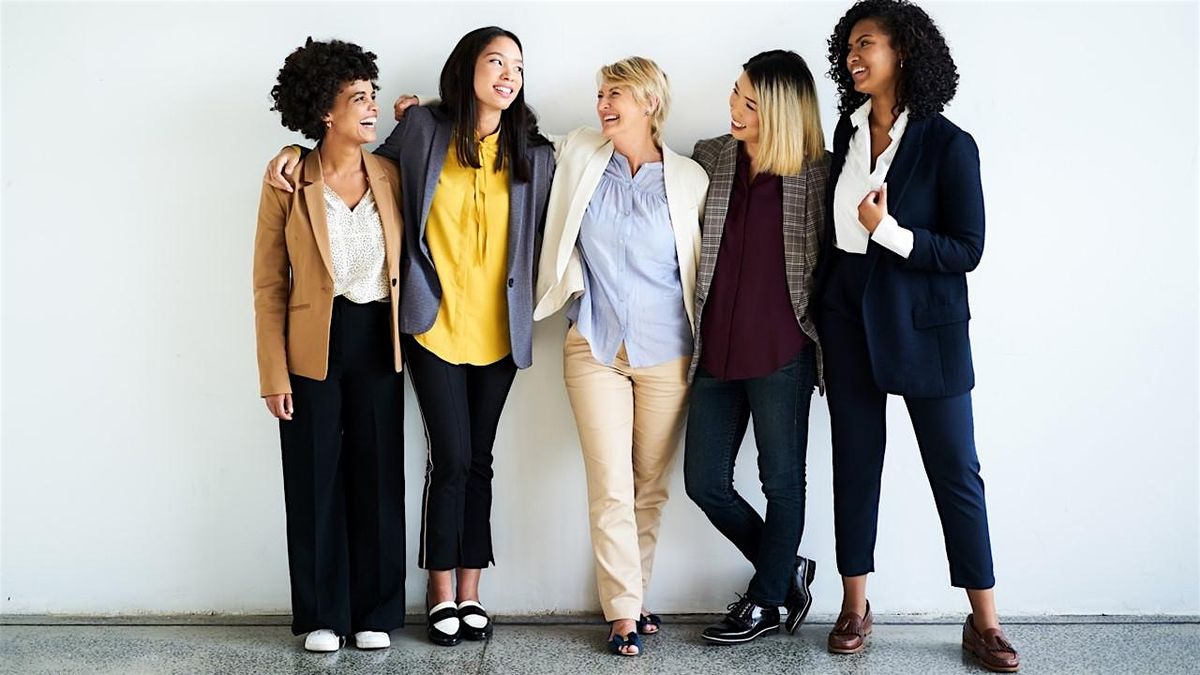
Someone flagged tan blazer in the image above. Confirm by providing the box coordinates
[253,148,403,396]
[533,127,708,331]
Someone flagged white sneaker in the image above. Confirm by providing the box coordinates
[304,629,342,652]
[355,630,391,650]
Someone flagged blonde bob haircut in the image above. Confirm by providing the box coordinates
[597,56,671,145]
[742,50,825,176]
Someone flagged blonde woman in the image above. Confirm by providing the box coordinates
[682,50,828,644]
[533,57,707,657]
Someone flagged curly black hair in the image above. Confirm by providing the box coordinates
[827,0,958,120]
[270,37,379,141]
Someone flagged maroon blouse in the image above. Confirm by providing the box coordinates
[699,146,807,380]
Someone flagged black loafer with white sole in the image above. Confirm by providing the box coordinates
[701,595,780,644]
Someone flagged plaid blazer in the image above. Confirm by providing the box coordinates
[689,135,830,387]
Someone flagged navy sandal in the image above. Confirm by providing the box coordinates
[607,630,642,656]
[637,612,662,635]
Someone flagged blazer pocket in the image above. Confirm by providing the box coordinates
[288,303,311,311]
[912,298,970,329]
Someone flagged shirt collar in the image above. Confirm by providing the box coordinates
[889,108,910,140]
[850,100,872,129]
[850,99,910,140]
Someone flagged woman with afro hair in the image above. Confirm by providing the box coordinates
[815,1,1020,671]
[254,38,406,652]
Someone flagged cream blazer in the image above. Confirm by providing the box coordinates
[533,127,708,331]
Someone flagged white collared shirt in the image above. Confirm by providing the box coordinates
[833,100,914,257]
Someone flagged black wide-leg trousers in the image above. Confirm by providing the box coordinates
[279,297,406,635]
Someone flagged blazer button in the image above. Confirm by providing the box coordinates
[391,278,398,287]
[507,278,514,288]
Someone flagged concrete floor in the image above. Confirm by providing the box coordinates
[1,618,1197,674]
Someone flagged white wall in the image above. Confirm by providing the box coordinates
[2,1,1196,617]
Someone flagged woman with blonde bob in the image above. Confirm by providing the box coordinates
[535,56,708,657]
[683,49,829,645]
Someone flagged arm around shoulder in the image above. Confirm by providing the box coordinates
[375,102,435,162]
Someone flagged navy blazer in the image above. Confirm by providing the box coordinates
[816,112,985,398]
[376,105,555,369]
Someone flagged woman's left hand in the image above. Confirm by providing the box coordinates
[393,95,419,121]
[858,182,888,233]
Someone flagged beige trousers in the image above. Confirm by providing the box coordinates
[562,325,691,621]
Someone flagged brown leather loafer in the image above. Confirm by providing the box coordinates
[962,614,1020,672]
[827,600,872,654]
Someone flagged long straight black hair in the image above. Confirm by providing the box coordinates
[438,26,544,183]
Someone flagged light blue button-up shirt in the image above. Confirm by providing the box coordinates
[566,152,693,368]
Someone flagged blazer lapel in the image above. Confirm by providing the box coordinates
[507,165,528,274]
[362,150,400,276]
[300,150,335,281]
[882,116,927,219]
[556,141,613,277]
[418,118,453,261]
[663,146,700,330]
[697,136,738,297]
[781,171,808,307]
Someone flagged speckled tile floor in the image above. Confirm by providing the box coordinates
[1,620,1197,674]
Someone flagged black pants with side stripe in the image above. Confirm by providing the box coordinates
[402,335,517,571]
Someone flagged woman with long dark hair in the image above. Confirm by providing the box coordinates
[265,26,554,647]
[818,1,1019,670]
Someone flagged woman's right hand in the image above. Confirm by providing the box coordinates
[393,94,419,121]
[264,394,294,420]
[263,147,303,193]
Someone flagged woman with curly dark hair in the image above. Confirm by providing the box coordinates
[264,26,554,648]
[254,37,405,653]
[816,1,1020,671]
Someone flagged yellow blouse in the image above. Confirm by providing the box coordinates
[414,132,512,365]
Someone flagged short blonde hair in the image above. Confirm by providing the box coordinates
[743,50,825,176]
[597,56,671,145]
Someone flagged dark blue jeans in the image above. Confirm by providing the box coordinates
[683,347,816,606]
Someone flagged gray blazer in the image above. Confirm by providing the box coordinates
[690,135,830,386]
[376,105,555,369]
